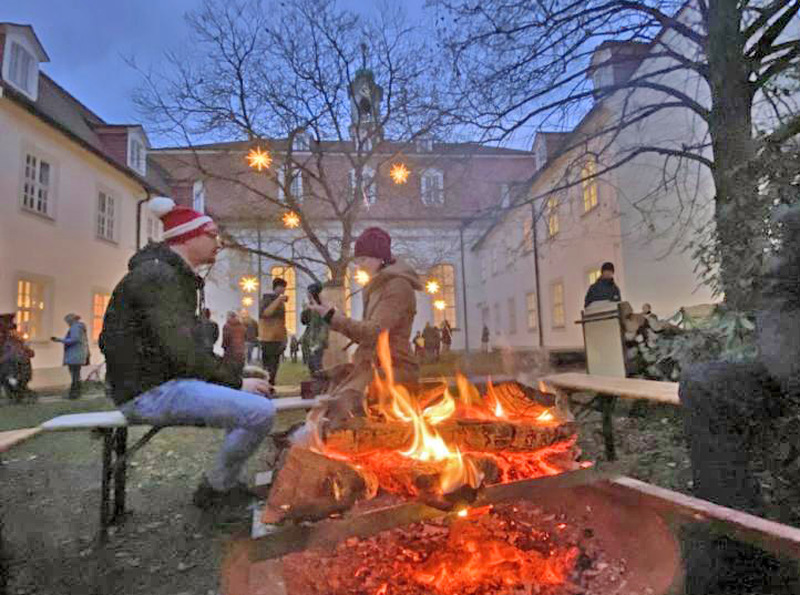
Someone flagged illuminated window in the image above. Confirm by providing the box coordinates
[526,292,538,330]
[16,278,46,341]
[91,292,111,342]
[507,297,517,335]
[429,263,456,327]
[582,158,598,213]
[587,268,602,286]
[547,196,559,238]
[270,266,296,334]
[552,281,565,328]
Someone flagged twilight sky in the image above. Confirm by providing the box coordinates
[3,0,430,147]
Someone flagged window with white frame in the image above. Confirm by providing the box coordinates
[547,196,559,238]
[582,157,598,213]
[97,191,116,242]
[278,166,304,202]
[193,180,205,213]
[128,137,146,175]
[552,281,565,328]
[416,138,433,152]
[9,41,35,95]
[526,292,538,330]
[292,133,310,151]
[508,297,517,335]
[146,214,162,242]
[500,183,511,208]
[349,167,377,206]
[21,153,52,217]
[420,169,444,206]
[523,216,534,252]
[16,277,48,341]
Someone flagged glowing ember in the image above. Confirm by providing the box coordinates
[390,162,410,184]
[426,279,441,294]
[456,508,468,518]
[283,211,301,228]
[538,410,555,422]
[246,146,272,171]
[354,269,371,285]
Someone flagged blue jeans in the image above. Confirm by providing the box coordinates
[119,379,276,491]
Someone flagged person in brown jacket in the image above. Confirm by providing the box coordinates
[259,278,288,389]
[307,227,422,429]
[222,311,247,375]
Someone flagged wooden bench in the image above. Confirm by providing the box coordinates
[542,372,680,461]
[38,396,321,542]
[0,427,42,455]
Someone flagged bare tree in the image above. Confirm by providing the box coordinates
[134,0,455,286]
[435,0,800,310]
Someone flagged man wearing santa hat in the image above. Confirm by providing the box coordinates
[100,197,273,509]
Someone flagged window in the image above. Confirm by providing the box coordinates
[508,297,517,335]
[91,292,111,342]
[193,180,206,213]
[582,158,598,213]
[526,292,538,330]
[547,196,559,238]
[523,216,534,252]
[416,138,433,152]
[349,167,376,206]
[16,278,47,341]
[270,266,297,334]
[552,281,565,328]
[146,214,162,242]
[587,268,602,287]
[129,137,146,175]
[9,42,34,94]
[292,133,310,151]
[21,153,52,216]
[278,167,304,202]
[429,263,456,327]
[97,191,116,242]
[500,184,511,208]
[493,303,501,335]
[421,169,444,206]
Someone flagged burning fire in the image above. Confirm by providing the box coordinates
[311,331,577,499]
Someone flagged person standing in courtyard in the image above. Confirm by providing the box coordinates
[100,197,273,509]
[306,227,422,430]
[259,278,289,390]
[584,262,621,308]
[241,309,259,364]
[441,320,452,355]
[51,313,89,400]
[222,311,247,376]
[200,308,219,352]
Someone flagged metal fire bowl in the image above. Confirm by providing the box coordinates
[222,479,682,595]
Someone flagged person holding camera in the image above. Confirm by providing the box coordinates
[259,278,289,390]
[306,227,422,430]
[51,313,89,400]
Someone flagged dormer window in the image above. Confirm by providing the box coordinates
[128,136,146,176]
[421,168,444,206]
[9,42,34,94]
[416,138,433,152]
[292,132,310,152]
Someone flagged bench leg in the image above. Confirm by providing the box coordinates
[112,428,128,522]
[99,429,114,544]
[600,395,618,461]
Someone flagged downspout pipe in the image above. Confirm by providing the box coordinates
[530,201,544,348]
[136,192,152,251]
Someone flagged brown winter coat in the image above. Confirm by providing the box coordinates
[258,293,288,342]
[327,259,422,402]
[222,318,247,365]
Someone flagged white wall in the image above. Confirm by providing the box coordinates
[0,99,146,378]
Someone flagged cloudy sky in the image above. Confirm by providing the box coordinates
[4,0,428,146]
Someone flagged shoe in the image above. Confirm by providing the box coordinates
[192,477,258,510]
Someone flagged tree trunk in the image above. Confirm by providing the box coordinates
[706,0,764,311]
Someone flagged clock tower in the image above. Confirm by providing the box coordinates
[349,43,384,144]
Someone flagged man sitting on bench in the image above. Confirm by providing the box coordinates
[100,197,273,509]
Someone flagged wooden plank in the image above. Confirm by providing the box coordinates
[608,476,800,561]
[542,372,680,405]
[0,427,42,454]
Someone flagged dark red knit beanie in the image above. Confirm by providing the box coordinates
[354,227,392,261]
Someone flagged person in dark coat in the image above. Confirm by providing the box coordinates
[422,323,440,362]
[100,197,273,509]
[289,335,300,363]
[1,314,34,402]
[200,308,219,352]
[222,311,247,375]
[679,205,800,593]
[441,320,452,354]
[259,278,289,389]
[481,324,490,352]
[51,313,89,400]
[584,262,621,308]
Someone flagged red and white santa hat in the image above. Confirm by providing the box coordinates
[147,197,214,244]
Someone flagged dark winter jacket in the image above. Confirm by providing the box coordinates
[99,243,242,406]
[300,308,329,354]
[584,278,622,308]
